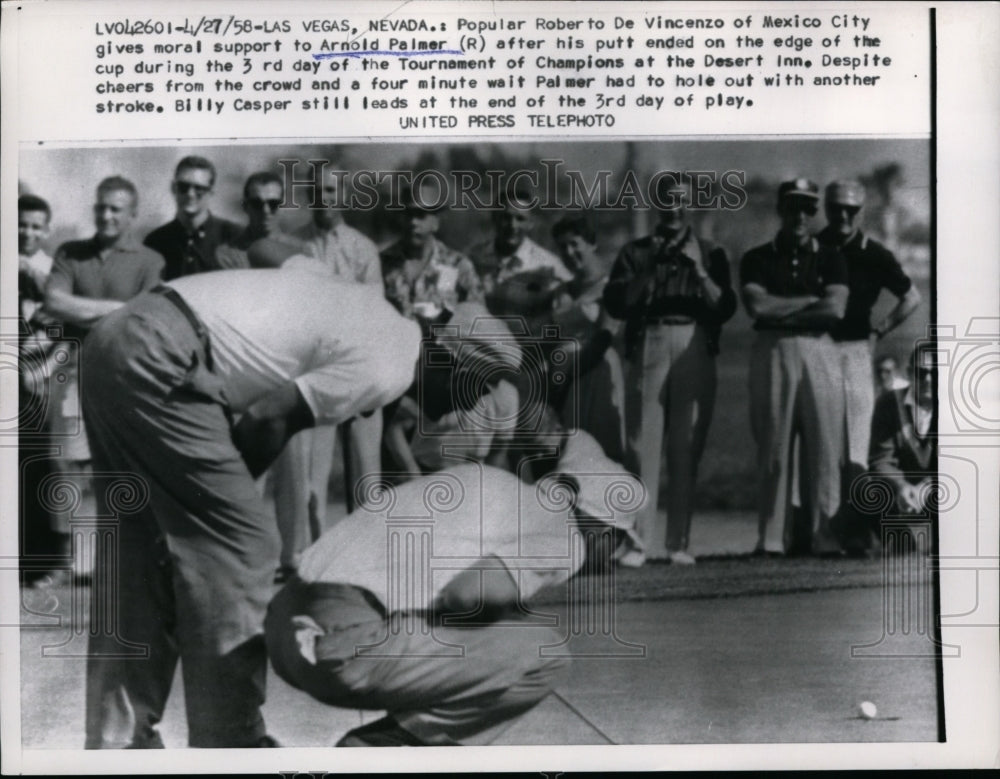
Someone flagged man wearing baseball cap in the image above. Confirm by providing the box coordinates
[818,180,921,521]
[740,178,850,556]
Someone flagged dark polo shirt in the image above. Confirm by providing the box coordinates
[817,227,913,342]
[49,235,164,337]
[144,213,242,281]
[740,236,849,332]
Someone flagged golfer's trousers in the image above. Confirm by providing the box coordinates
[81,292,279,748]
[266,578,569,745]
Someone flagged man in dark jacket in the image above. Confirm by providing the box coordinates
[604,176,737,564]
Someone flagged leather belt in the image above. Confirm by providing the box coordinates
[645,315,696,325]
[756,327,827,337]
[151,285,214,369]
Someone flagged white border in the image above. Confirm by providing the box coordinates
[2,1,998,772]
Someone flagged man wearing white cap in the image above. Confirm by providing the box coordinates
[817,180,921,506]
[80,242,420,748]
[740,179,849,556]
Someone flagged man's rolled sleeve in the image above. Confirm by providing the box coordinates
[296,319,420,426]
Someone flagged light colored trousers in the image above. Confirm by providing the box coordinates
[748,331,844,554]
[625,323,716,556]
[266,579,568,745]
[839,339,876,471]
[272,412,383,569]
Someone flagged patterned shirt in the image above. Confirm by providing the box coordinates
[295,221,382,285]
[604,225,737,354]
[381,236,484,319]
[468,236,573,295]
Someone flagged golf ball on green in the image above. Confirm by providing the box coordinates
[858,701,877,719]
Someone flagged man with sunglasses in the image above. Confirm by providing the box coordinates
[740,178,849,556]
[144,156,241,281]
[817,180,921,506]
[216,170,300,269]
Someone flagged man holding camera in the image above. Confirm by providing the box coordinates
[603,176,737,564]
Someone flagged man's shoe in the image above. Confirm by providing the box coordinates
[336,716,428,747]
[125,727,165,748]
[667,550,697,566]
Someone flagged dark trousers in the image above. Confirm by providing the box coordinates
[81,293,279,748]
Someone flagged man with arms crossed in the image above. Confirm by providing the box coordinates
[42,177,164,568]
[81,245,420,748]
[740,179,849,556]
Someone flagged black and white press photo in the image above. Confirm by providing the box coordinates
[15,138,942,750]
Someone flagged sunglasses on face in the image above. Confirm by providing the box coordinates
[175,181,212,196]
[247,198,282,212]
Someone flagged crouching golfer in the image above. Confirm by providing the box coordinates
[265,459,642,746]
[81,241,421,748]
